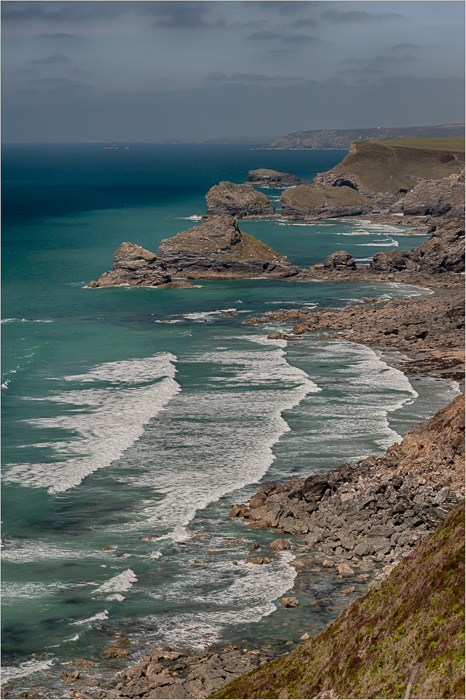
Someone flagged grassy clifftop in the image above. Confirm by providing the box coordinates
[211,501,465,700]
[329,138,465,195]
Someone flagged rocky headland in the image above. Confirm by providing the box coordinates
[157,215,299,279]
[277,138,464,223]
[246,169,301,188]
[205,182,276,219]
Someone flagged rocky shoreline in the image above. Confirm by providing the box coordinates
[28,395,464,700]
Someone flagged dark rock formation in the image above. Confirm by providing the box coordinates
[157,215,299,279]
[401,167,465,217]
[205,181,276,218]
[246,169,301,187]
[280,184,374,219]
[369,215,465,274]
[88,242,171,287]
[323,251,356,271]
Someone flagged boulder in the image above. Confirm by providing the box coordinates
[303,476,330,503]
[270,539,291,551]
[323,251,357,271]
[89,242,171,287]
[281,597,299,608]
[157,215,299,279]
[246,169,301,188]
[205,181,276,218]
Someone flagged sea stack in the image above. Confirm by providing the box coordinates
[205,181,276,218]
[157,214,299,279]
[88,242,171,287]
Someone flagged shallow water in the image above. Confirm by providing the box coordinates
[2,144,459,695]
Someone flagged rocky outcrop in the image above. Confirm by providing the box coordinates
[230,393,464,562]
[205,182,276,218]
[401,167,465,217]
[263,124,465,150]
[243,287,465,380]
[280,184,374,219]
[157,215,299,279]
[246,169,301,187]
[88,242,171,287]
[369,215,465,274]
[323,251,356,271]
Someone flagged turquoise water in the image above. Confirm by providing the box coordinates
[1,144,460,695]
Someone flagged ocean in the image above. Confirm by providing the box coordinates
[1,143,460,696]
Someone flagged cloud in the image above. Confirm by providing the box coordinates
[290,18,318,28]
[372,54,419,64]
[390,43,420,51]
[246,30,280,41]
[253,2,305,15]
[2,2,124,23]
[25,77,91,92]
[31,53,71,64]
[148,2,226,29]
[206,72,305,83]
[321,10,404,24]
[283,34,318,43]
[36,32,83,41]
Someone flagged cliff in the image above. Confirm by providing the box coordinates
[246,169,301,187]
[264,124,465,150]
[280,184,375,219]
[205,182,276,218]
[312,138,465,199]
[212,499,465,699]
[88,242,171,287]
[157,215,299,279]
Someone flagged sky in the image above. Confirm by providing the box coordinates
[2,0,465,142]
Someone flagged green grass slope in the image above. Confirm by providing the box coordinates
[333,138,465,195]
[211,501,465,700]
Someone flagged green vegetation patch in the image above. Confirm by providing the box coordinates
[333,139,465,195]
[210,501,465,699]
[282,184,373,209]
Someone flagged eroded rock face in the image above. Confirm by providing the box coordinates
[323,251,356,271]
[401,168,465,217]
[157,215,299,279]
[246,169,301,187]
[280,184,375,219]
[205,181,276,218]
[370,215,465,274]
[89,242,171,287]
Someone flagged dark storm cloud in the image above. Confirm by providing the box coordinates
[283,34,318,43]
[339,68,385,75]
[253,2,306,16]
[31,53,71,64]
[36,33,84,42]
[321,10,404,24]
[246,30,318,43]
[372,54,419,63]
[246,30,280,41]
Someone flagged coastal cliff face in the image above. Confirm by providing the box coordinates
[246,169,301,187]
[370,215,465,274]
[213,498,465,700]
[205,181,276,218]
[280,184,374,219]
[157,215,299,279]
[88,242,171,287]
[401,167,465,217]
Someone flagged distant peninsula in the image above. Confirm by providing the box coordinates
[262,124,465,150]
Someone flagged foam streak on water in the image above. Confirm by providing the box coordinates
[3,354,181,493]
[120,341,320,536]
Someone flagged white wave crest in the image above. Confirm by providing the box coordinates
[70,610,109,625]
[95,569,137,594]
[1,658,55,683]
[3,354,181,494]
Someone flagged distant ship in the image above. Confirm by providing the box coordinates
[125,145,130,149]
[104,142,118,149]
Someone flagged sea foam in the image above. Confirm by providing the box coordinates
[3,354,181,494]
